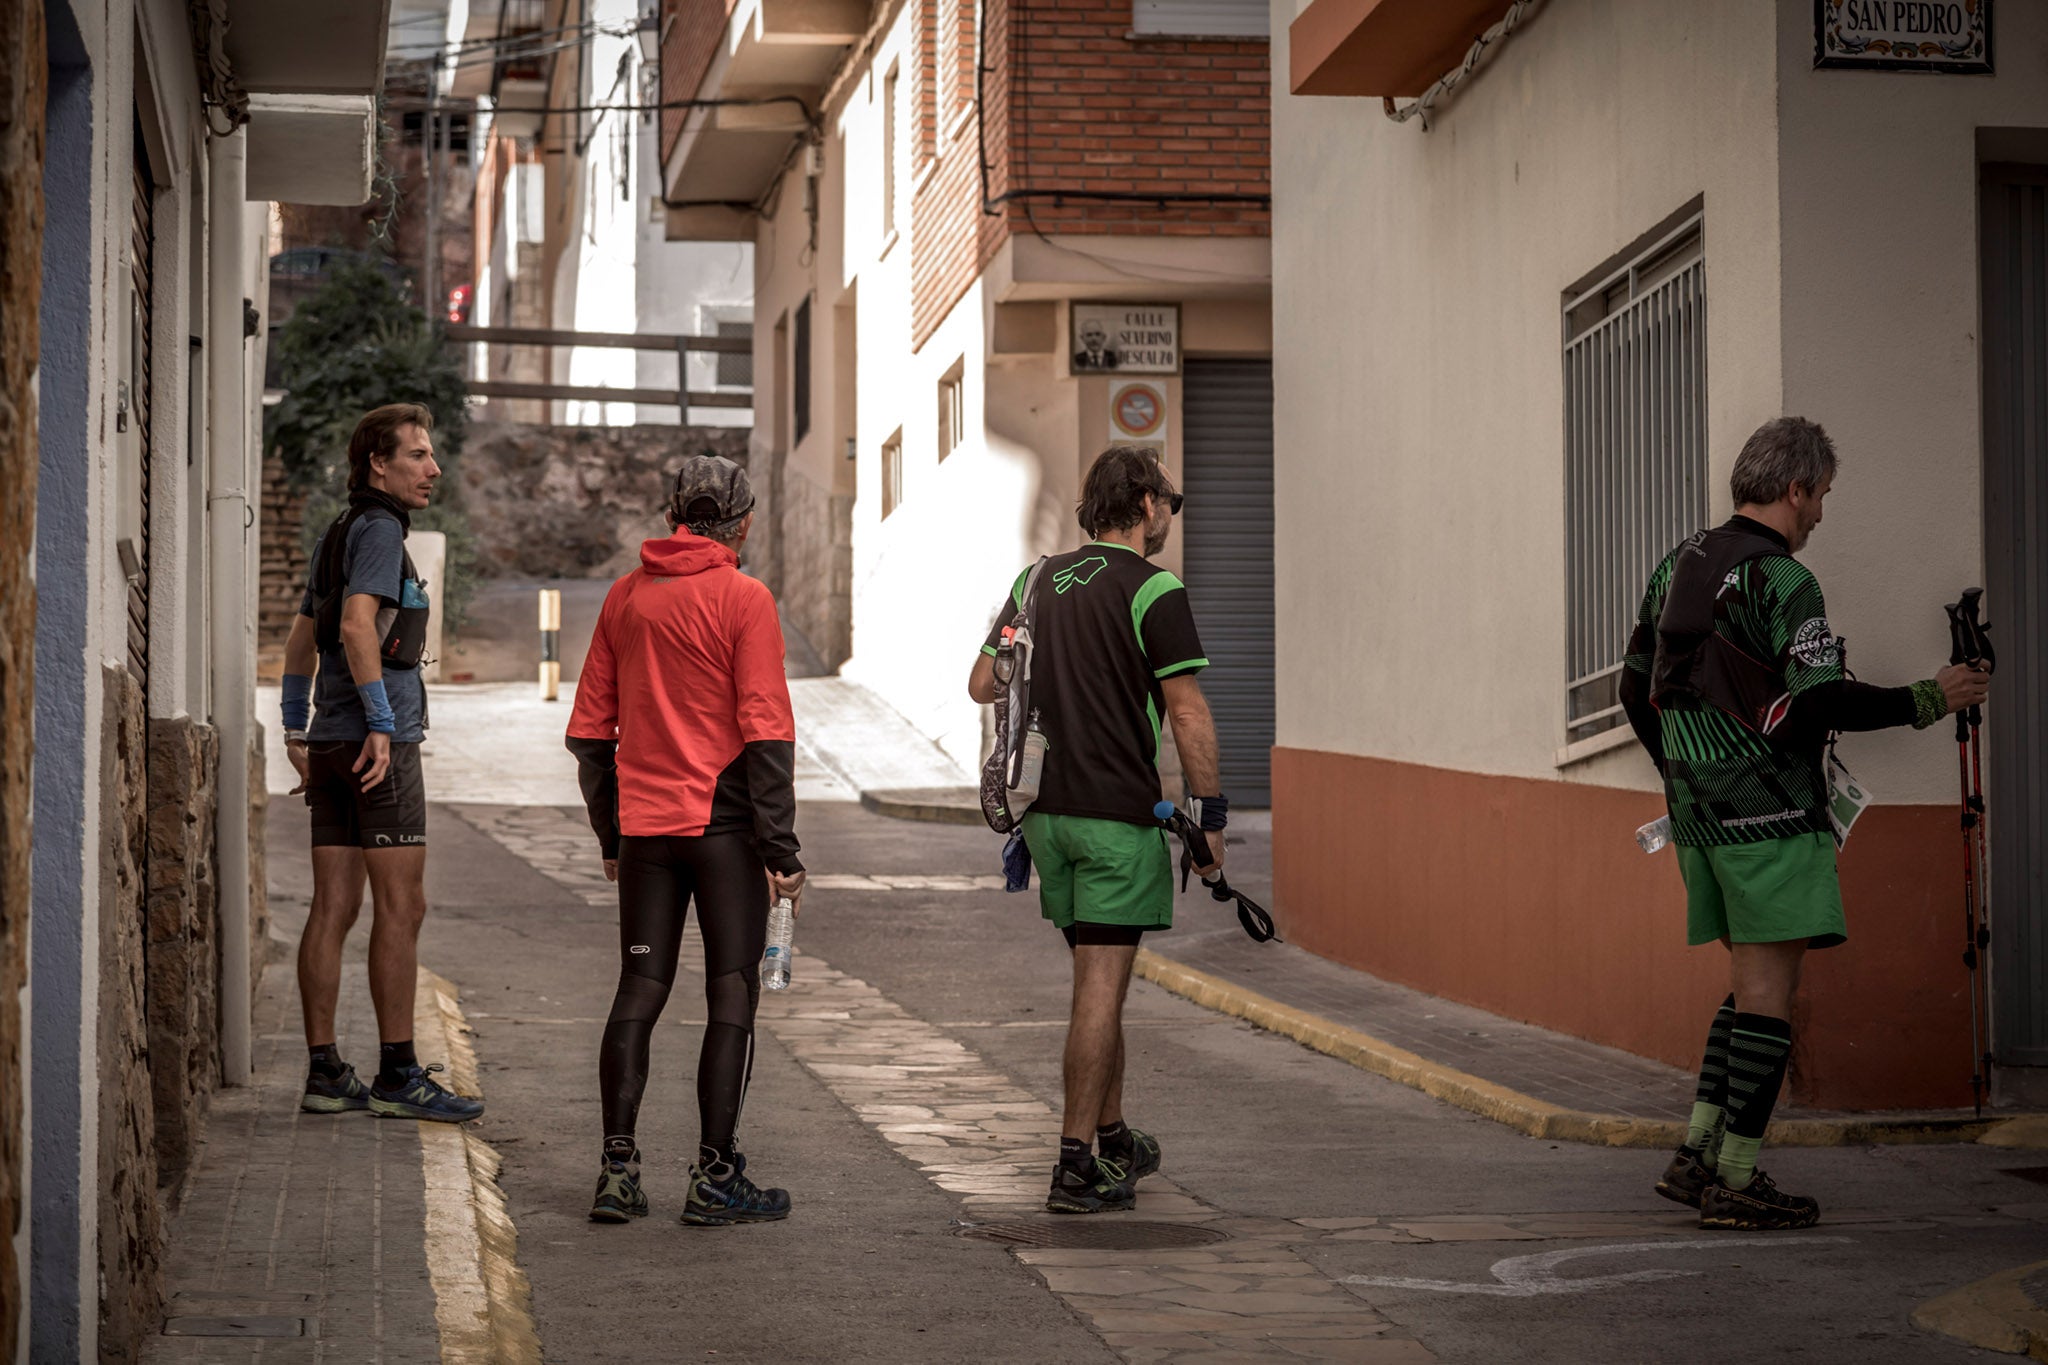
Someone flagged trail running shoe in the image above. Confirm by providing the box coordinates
[300,1064,370,1114]
[1698,1170,1821,1231]
[1046,1157,1136,1215]
[367,1063,485,1123]
[680,1161,791,1226]
[1101,1128,1162,1182]
[590,1153,649,1223]
[1654,1145,1714,1210]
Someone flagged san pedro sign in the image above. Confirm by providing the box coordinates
[1815,0,1991,73]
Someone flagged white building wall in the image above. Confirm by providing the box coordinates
[1269,0,1785,789]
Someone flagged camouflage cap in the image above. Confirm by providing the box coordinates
[667,454,756,536]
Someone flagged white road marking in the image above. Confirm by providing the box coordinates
[1343,1236,1853,1297]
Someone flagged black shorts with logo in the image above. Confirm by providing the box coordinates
[305,739,428,849]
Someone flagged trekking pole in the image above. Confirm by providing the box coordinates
[1944,589,1994,1115]
[1154,801,1279,943]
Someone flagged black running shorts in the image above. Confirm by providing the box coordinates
[304,739,428,849]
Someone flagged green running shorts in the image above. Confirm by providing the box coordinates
[1677,831,1847,950]
[1021,812,1174,931]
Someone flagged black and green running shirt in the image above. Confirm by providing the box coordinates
[980,542,1208,825]
[1620,516,1943,846]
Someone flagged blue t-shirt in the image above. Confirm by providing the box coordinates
[299,512,428,743]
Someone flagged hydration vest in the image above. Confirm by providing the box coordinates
[1648,524,1794,736]
[310,496,429,670]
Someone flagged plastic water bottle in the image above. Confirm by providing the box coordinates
[1635,814,1672,855]
[763,897,795,990]
[1010,714,1047,804]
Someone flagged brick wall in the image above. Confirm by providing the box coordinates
[257,453,308,680]
[910,0,1270,345]
[0,0,43,1347]
[660,0,743,173]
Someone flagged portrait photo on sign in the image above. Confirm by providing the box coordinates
[1070,302,1182,375]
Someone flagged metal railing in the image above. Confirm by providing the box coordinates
[447,323,752,411]
[1562,215,1707,743]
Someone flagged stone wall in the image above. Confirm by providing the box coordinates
[147,715,219,1187]
[770,462,852,670]
[98,665,162,1361]
[456,421,749,580]
[257,452,309,679]
[0,0,42,1348]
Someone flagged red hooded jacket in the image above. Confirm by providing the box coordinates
[565,532,801,873]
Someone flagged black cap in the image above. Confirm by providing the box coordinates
[668,454,756,536]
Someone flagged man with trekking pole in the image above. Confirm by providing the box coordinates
[1619,416,1990,1231]
[968,445,1224,1214]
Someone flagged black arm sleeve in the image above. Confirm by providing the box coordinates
[1776,679,1916,749]
[564,735,621,859]
[1618,664,1665,776]
[742,738,804,875]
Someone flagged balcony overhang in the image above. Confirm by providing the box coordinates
[661,0,863,228]
[244,95,378,204]
[1289,0,1511,97]
[222,0,391,96]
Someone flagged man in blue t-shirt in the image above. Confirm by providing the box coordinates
[278,403,479,1124]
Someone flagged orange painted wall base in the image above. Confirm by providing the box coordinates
[1271,747,1976,1111]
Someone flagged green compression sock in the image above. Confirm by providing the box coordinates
[1686,1102,1725,1169]
[1717,1133,1763,1190]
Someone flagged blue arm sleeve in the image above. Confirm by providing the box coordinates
[281,674,313,731]
[357,678,395,735]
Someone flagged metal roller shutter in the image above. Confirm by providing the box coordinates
[1180,357,1274,806]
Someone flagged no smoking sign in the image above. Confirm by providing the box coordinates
[1110,380,1167,445]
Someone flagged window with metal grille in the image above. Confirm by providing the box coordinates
[882,429,905,519]
[1562,210,1707,746]
[794,296,812,443]
[937,358,964,460]
[715,320,753,389]
[1132,0,1267,37]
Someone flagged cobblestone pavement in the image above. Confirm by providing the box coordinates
[455,801,1435,1362]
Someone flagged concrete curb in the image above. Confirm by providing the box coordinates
[1912,1260,2048,1360]
[1132,949,2033,1150]
[417,969,542,1365]
[859,787,986,826]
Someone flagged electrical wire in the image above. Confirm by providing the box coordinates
[1382,0,1544,131]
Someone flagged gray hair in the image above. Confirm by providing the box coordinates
[1729,416,1838,507]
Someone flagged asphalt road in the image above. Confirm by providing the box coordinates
[270,796,2047,1362]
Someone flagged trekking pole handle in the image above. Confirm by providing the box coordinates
[1154,801,1220,884]
[1945,588,1994,728]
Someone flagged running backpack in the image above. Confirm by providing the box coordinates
[979,557,1051,834]
[310,500,430,670]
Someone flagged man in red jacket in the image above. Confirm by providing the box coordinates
[566,454,805,1227]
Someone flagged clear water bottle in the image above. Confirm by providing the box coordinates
[1010,713,1047,804]
[1635,814,1672,855]
[763,897,795,990]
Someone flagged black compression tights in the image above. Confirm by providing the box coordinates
[600,833,769,1155]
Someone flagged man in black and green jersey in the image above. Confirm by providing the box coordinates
[968,445,1225,1215]
[1620,416,1989,1231]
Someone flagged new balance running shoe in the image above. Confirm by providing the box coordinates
[367,1063,485,1123]
[300,1063,370,1114]
[679,1160,791,1226]
[1654,1145,1715,1210]
[1046,1157,1135,1215]
[590,1153,649,1223]
[1698,1170,1821,1231]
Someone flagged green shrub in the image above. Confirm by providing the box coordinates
[266,258,476,626]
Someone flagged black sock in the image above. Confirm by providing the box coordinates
[1718,1013,1793,1189]
[1059,1137,1094,1172]
[378,1040,418,1087]
[1096,1120,1132,1159]
[308,1044,347,1080]
[603,1134,638,1167]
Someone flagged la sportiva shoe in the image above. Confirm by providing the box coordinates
[367,1063,485,1123]
[1046,1156,1136,1214]
[300,1063,370,1114]
[1698,1170,1821,1231]
[1101,1128,1162,1182]
[590,1150,649,1223]
[1654,1145,1715,1210]
[679,1159,791,1226]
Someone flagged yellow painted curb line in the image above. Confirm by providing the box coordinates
[1132,950,2011,1149]
[1913,1260,2048,1360]
[416,969,542,1365]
